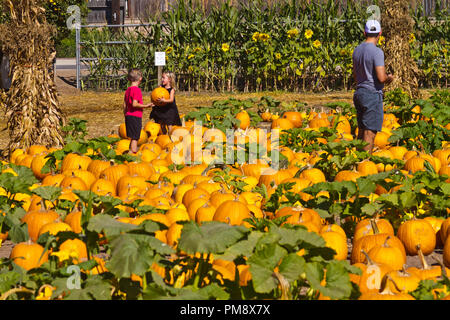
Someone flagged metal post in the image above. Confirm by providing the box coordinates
[111,0,121,26]
[76,25,81,90]
[157,66,162,87]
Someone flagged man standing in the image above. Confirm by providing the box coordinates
[352,20,394,154]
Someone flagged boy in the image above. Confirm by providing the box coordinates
[123,69,153,154]
[352,20,394,154]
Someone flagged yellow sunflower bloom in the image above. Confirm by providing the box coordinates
[259,33,270,42]
[409,33,416,44]
[378,36,385,46]
[165,46,173,54]
[274,52,281,60]
[304,29,313,39]
[222,43,230,52]
[287,28,299,39]
[312,40,321,48]
[252,32,260,42]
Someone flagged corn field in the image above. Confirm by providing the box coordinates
[79,0,449,92]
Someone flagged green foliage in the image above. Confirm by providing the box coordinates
[79,0,448,91]
[43,0,88,46]
[184,97,262,132]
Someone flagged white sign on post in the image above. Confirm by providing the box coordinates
[155,52,166,66]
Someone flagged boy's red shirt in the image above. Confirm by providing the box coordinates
[124,86,143,118]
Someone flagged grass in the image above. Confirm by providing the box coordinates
[0,87,435,151]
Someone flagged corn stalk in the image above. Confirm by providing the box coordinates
[382,0,422,99]
[0,0,66,158]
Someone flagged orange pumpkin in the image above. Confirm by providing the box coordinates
[151,87,170,106]
[271,118,294,130]
[10,241,48,270]
[235,110,251,130]
[397,219,436,256]
[59,238,88,262]
[22,208,60,242]
[366,236,406,270]
[213,199,251,226]
[282,111,302,128]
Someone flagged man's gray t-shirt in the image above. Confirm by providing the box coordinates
[352,42,385,93]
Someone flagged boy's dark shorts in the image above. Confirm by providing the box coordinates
[125,115,142,141]
[353,87,384,132]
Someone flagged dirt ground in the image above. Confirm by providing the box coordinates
[0,69,444,271]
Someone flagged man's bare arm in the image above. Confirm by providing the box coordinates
[375,66,394,84]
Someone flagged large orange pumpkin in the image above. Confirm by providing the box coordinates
[282,111,302,128]
[235,110,251,130]
[397,219,436,256]
[213,199,251,226]
[10,241,48,270]
[151,87,170,106]
[22,208,60,242]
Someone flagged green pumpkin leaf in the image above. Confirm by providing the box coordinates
[278,253,306,283]
[86,214,138,238]
[177,221,249,255]
[106,233,172,278]
[31,186,62,202]
[213,230,265,261]
[0,271,22,294]
[248,243,287,293]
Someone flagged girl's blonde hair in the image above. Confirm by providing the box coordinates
[163,71,176,89]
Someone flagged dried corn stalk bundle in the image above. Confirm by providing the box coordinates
[0,0,66,159]
[381,0,421,99]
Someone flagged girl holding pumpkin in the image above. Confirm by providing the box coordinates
[150,71,182,135]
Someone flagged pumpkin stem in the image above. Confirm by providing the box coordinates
[40,198,46,211]
[273,271,291,300]
[416,244,430,270]
[380,274,402,295]
[383,235,391,247]
[416,140,425,153]
[431,255,448,278]
[369,218,380,235]
[37,284,54,297]
[361,249,375,266]
[0,286,35,300]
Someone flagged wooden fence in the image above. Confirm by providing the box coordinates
[86,0,449,24]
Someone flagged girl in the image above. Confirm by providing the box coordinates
[150,71,182,135]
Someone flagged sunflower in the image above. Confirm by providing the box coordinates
[312,40,321,48]
[259,33,270,42]
[378,36,385,46]
[222,43,230,52]
[274,52,281,60]
[408,33,416,44]
[304,29,313,39]
[287,28,299,39]
[165,46,174,54]
[252,32,260,42]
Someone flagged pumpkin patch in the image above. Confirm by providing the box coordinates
[0,89,448,301]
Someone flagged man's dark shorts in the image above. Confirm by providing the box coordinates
[353,87,384,132]
[125,115,142,141]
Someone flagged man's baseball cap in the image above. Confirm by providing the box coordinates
[365,20,381,33]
